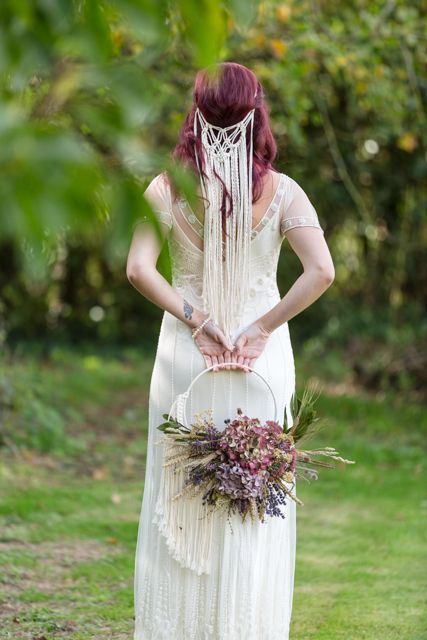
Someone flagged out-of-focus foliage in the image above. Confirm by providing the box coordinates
[0,0,426,392]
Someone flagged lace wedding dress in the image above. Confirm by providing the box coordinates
[133,170,324,639]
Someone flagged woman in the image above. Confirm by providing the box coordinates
[127,62,334,639]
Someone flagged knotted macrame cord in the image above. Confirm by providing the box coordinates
[193,106,255,343]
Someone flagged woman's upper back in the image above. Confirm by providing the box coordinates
[133,169,327,329]
[140,169,324,251]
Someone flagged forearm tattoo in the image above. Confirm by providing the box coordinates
[183,299,193,320]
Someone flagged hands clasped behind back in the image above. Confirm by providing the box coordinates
[192,319,271,372]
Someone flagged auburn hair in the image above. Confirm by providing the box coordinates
[168,62,279,224]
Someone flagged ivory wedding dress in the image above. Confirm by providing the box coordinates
[133,170,324,639]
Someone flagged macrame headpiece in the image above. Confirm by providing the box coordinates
[193,106,255,342]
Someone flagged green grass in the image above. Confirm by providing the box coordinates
[0,348,426,639]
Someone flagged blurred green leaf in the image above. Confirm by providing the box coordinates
[179,0,228,65]
[225,0,258,30]
[75,0,114,63]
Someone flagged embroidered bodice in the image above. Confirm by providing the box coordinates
[136,171,324,337]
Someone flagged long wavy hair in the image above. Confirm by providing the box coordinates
[168,62,279,225]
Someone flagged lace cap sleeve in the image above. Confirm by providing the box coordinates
[280,176,324,237]
[134,173,173,232]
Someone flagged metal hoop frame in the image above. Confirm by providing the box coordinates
[167,362,278,427]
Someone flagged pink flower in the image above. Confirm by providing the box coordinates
[248,461,258,474]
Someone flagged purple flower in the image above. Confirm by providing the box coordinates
[215,462,267,499]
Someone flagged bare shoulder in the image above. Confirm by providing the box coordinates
[258,168,282,200]
[157,170,170,184]
[145,171,172,199]
[149,171,168,187]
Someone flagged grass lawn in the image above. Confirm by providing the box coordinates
[0,346,426,639]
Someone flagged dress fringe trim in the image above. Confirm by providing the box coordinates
[153,439,216,575]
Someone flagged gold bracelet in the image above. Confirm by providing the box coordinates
[191,317,211,340]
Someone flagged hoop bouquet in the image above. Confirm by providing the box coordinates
[155,364,355,528]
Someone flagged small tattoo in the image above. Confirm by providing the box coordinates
[183,299,193,320]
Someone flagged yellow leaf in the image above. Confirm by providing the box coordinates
[111,26,126,48]
[397,133,418,152]
[355,80,367,94]
[270,39,288,59]
[254,34,266,47]
[353,65,367,79]
[335,55,348,68]
[276,4,292,23]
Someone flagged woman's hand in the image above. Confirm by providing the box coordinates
[193,319,271,373]
[193,320,236,371]
[233,321,271,369]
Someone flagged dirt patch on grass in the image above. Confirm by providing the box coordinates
[0,539,126,637]
[1,538,115,560]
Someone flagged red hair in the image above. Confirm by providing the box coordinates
[169,62,279,224]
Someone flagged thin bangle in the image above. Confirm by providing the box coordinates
[256,319,273,336]
[192,317,211,340]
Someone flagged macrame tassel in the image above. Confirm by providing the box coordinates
[194,108,255,343]
[152,108,257,574]
[152,438,216,575]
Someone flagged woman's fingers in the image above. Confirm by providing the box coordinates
[223,351,232,370]
[197,322,267,374]
[217,353,225,372]
[211,355,219,372]
[234,333,247,355]
[214,328,234,352]
[231,351,240,370]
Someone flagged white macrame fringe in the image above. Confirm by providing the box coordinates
[152,439,216,575]
[153,108,258,574]
[193,107,255,343]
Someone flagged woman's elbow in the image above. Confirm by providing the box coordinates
[126,267,137,285]
[126,262,145,286]
[308,260,335,287]
[319,262,335,287]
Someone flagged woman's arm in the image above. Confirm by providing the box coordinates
[257,226,335,333]
[234,175,335,367]
[126,222,205,329]
[234,228,335,367]
[126,222,235,367]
